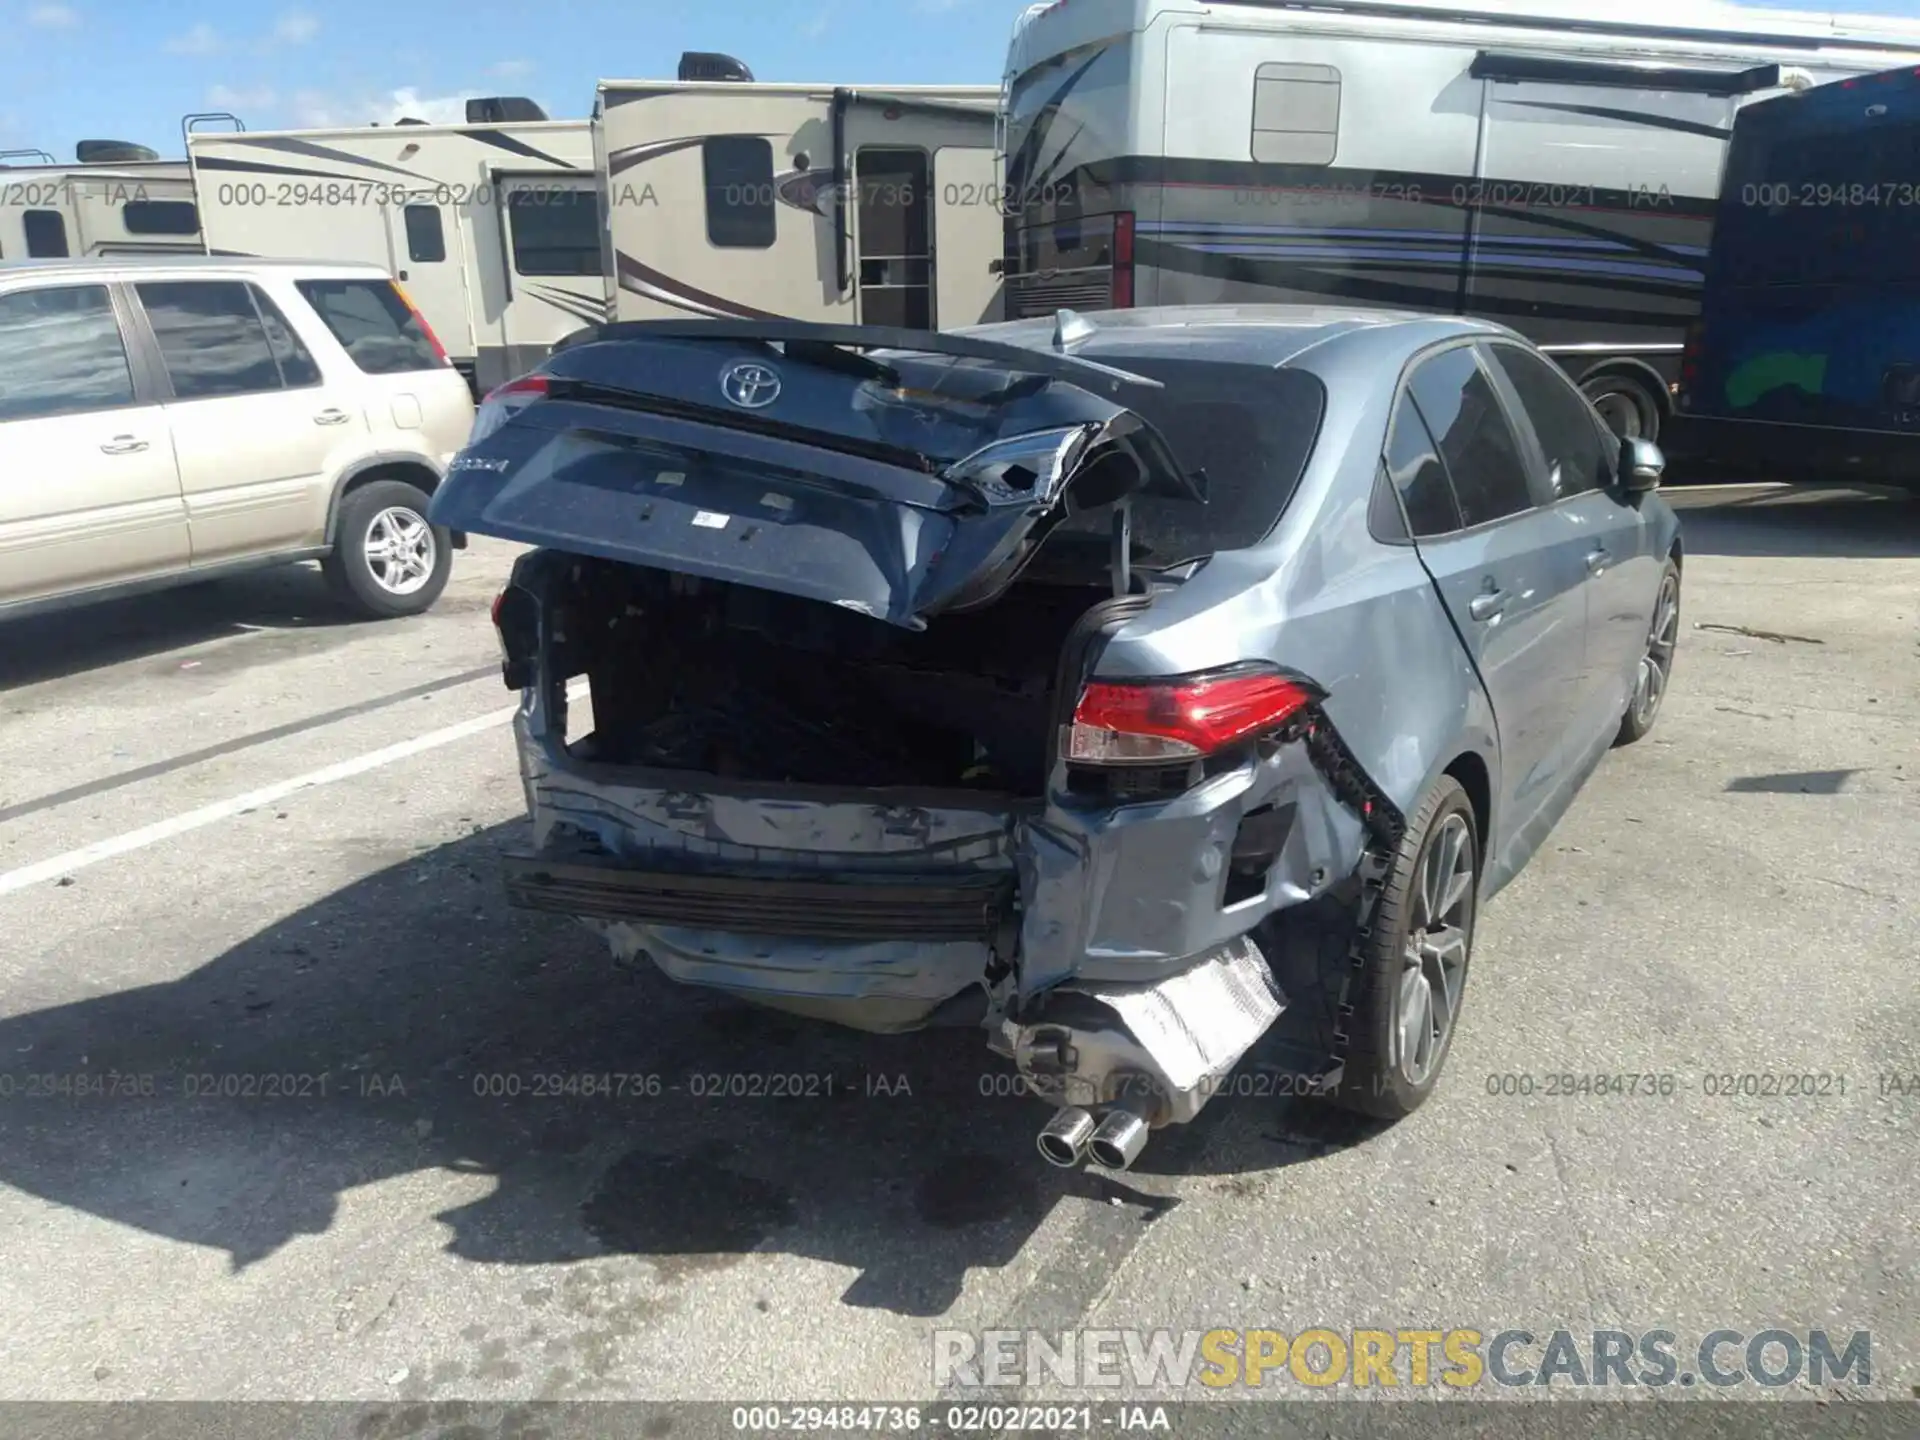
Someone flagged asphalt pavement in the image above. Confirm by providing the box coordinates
[0,486,1913,1430]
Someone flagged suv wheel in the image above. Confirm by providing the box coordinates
[1325,776,1479,1120]
[323,480,451,619]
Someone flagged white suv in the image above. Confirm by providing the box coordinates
[0,255,476,620]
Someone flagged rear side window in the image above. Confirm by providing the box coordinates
[24,210,69,258]
[1407,346,1535,528]
[1052,359,1328,564]
[703,136,777,249]
[122,200,201,237]
[135,280,284,399]
[506,189,599,276]
[0,284,136,420]
[250,285,321,387]
[1487,343,1611,498]
[1384,391,1463,536]
[403,204,446,263]
[294,278,444,374]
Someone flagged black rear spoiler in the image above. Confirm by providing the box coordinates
[544,318,1165,394]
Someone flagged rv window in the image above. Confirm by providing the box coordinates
[248,285,322,388]
[404,204,447,264]
[0,284,136,421]
[1407,346,1535,527]
[1252,63,1340,167]
[295,278,445,374]
[134,280,285,400]
[703,136,776,249]
[506,188,599,276]
[23,210,69,258]
[121,200,200,237]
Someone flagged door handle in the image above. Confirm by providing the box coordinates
[1586,547,1609,575]
[99,435,149,454]
[1469,589,1507,622]
[313,408,351,426]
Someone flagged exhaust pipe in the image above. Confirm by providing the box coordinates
[1036,1107,1097,1168]
[1087,1108,1150,1172]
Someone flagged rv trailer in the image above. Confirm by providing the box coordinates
[596,63,1005,330]
[187,100,604,396]
[999,0,1920,440]
[0,142,203,258]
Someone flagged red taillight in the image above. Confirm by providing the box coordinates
[1110,210,1136,309]
[390,280,449,365]
[468,373,550,444]
[1067,668,1317,764]
[482,374,550,407]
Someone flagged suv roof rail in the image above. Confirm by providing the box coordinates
[556,318,1164,391]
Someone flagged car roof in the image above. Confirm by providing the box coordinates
[0,255,393,285]
[959,304,1520,373]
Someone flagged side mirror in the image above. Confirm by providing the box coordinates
[1620,436,1665,492]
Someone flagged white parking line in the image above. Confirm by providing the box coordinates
[0,681,585,900]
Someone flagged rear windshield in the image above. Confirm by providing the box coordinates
[293,278,444,374]
[1052,358,1326,566]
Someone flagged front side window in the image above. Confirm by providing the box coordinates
[506,187,599,276]
[135,280,283,400]
[1487,343,1612,498]
[294,278,444,374]
[0,284,135,421]
[1407,346,1536,528]
[702,136,776,249]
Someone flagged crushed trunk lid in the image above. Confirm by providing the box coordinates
[430,320,1205,629]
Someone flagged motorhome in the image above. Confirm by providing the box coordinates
[0,142,203,259]
[997,0,1920,440]
[187,100,603,397]
[596,56,1005,330]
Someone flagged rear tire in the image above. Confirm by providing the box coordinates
[322,480,451,619]
[1582,372,1663,443]
[1325,776,1479,1121]
[1614,558,1682,747]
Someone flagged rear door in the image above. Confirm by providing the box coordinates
[0,281,188,605]
[132,277,370,561]
[1482,339,1659,731]
[1391,343,1591,871]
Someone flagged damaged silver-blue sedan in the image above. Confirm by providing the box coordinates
[430,306,1684,1171]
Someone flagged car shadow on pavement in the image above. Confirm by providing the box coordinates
[0,822,1361,1319]
[1672,483,1920,559]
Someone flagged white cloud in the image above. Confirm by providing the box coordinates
[489,59,533,80]
[293,86,483,129]
[164,22,222,55]
[207,83,277,112]
[273,10,317,43]
[28,3,79,26]
[803,8,831,36]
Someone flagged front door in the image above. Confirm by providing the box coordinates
[385,198,475,379]
[0,282,188,605]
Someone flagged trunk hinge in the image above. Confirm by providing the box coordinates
[1109,500,1135,597]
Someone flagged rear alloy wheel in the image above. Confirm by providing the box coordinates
[1615,559,1681,746]
[323,479,452,619]
[1327,776,1479,1120]
[1582,373,1661,443]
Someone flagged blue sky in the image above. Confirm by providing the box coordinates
[3,0,1015,158]
[7,0,1920,159]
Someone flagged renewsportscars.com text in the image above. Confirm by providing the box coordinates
[932,1328,1873,1390]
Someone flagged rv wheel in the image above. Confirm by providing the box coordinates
[1582,374,1662,443]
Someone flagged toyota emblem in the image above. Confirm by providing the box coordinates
[720,360,782,409]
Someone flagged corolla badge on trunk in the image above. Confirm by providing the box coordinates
[720,360,782,409]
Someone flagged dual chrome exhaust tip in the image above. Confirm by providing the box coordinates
[1036,1105,1151,1172]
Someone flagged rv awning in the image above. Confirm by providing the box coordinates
[1470,52,1785,95]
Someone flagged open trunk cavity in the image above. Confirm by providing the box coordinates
[543,555,1118,796]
